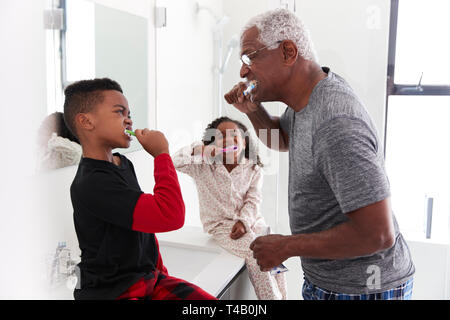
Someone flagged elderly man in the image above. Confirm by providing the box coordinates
[224,8,415,300]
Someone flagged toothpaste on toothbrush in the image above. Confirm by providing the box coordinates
[220,145,238,153]
[243,80,257,97]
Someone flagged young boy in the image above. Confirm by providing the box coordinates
[63,78,215,300]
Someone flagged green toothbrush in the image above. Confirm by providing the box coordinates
[124,129,136,137]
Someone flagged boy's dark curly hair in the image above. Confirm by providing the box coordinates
[202,116,263,168]
[63,78,123,139]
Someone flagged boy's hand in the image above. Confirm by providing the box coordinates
[230,220,246,240]
[135,129,169,158]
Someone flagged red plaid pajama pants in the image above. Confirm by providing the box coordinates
[116,270,216,300]
[117,238,216,300]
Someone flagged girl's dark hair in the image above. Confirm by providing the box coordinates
[38,112,80,146]
[52,112,80,144]
[202,116,264,168]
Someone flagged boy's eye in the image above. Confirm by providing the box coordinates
[117,109,130,118]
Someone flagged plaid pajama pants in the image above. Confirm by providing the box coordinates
[117,270,217,300]
[302,277,414,300]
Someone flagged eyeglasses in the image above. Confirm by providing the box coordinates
[240,40,282,66]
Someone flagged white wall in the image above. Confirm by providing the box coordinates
[407,240,450,300]
[0,0,156,299]
[0,0,49,299]
[0,0,48,172]
[155,0,223,147]
[296,0,390,141]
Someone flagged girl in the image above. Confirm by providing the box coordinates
[172,116,287,300]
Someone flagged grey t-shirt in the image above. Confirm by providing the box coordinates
[279,67,415,294]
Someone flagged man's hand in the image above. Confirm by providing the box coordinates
[250,234,289,272]
[230,220,246,240]
[135,129,169,158]
[224,82,261,114]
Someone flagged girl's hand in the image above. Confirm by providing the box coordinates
[202,144,219,159]
[191,144,218,158]
[230,220,246,240]
[192,144,204,157]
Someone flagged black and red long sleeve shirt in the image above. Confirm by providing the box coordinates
[70,153,184,300]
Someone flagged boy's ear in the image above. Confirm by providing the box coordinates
[75,113,95,133]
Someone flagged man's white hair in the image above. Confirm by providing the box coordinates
[242,8,318,62]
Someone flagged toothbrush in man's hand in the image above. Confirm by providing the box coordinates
[243,80,257,97]
[262,226,289,275]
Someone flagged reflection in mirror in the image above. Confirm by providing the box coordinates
[153,0,293,235]
[43,0,148,171]
[37,112,82,172]
[155,0,227,154]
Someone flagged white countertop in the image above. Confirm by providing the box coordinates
[157,226,246,298]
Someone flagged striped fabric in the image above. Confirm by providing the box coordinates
[302,277,414,300]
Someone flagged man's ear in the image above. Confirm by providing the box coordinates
[281,40,298,66]
[75,113,95,133]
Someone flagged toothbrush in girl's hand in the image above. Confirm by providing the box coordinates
[124,129,136,137]
[220,145,238,153]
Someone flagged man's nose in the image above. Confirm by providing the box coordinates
[125,117,133,126]
[240,63,250,78]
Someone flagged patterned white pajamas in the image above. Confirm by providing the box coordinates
[172,142,288,300]
[211,219,287,300]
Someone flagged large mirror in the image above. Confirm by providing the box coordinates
[40,0,149,171]
[154,0,285,229]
